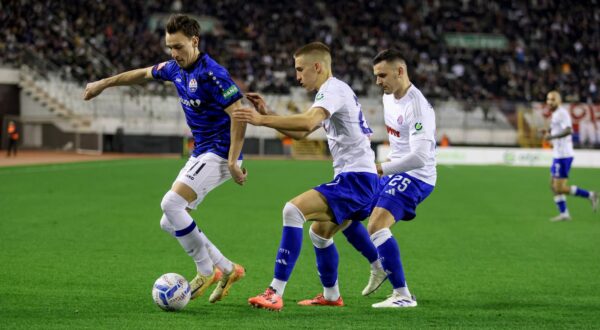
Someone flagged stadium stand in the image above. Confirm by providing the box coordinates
[2,0,598,102]
[1,0,599,153]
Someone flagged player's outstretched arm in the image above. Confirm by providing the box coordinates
[233,105,327,133]
[245,93,315,140]
[83,67,153,101]
[225,100,248,186]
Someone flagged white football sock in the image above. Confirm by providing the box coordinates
[270,278,287,296]
[199,231,234,274]
[161,191,213,275]
[393,286,412,298]
[160,215,233,273]
[323,280,340,301]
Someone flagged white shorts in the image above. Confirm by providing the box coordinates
[173,152,242,209]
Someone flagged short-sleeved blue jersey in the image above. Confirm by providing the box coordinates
[152,53,243,159]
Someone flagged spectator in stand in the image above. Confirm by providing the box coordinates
[1,1,598,103]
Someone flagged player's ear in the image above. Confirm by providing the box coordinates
[314,62,321,73]
[192,36,199,48]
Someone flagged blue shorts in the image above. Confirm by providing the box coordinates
[551,157,573,178]
[373,173,434,221]
[314,172,380,224]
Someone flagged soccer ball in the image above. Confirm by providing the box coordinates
[152,273,191,311]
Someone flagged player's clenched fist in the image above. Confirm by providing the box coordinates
[83,81,105,100]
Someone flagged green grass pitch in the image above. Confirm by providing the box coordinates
[1,159,599,329]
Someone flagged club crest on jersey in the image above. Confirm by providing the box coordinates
[397,115,404,125]
[188,78,198,92]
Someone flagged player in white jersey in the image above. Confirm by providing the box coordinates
[234,42,380,311]
[543,91,598,222]
[367,49,437,308]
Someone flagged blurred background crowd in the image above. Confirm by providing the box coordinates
[1,0,599,103]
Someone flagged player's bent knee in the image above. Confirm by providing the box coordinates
[367,221,383,235]
[309,226,334,248]
[310,222,336,239]
[370,228,393,247]
[159,214,175,235]
[282,202,306,228]
[367,217,391,235]
[161,190,189,214]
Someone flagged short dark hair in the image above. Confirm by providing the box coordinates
[166,14,201,38]
[373,49,406,65]
[294,42,331,58]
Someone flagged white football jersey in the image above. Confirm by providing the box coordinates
[382,85,437,186]
[550,106,574,158]
[312,77,377,177]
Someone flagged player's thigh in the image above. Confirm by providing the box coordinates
[367,207,396,234]
[172,153,240,207]
[171,181,197,203]
[290,189,335,222]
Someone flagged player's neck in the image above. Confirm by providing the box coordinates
[393,82,412,100]
[183,50,201,70]
[315,71,333,90]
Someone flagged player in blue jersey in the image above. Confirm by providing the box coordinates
[368,49,437,308]
[83,14,246,304]
[235,42,382,311]
[543,90,598,222]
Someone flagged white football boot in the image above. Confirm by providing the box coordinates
[589,191,599,213]
[361,268,388,296]
[372,292,417,308]
[550,213,572,222]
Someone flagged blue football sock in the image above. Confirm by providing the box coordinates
[376,236,406,289]
[554,194,568,214]
[273,226,303,282]
[342,221,378,263]
[314,244,339,288]
[570,186,590,198]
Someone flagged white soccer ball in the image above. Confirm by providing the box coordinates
[152,273,191,311]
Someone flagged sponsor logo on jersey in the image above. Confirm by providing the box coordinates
[189,78,198,92]
[386,125,400,137]
[222,85,239,99]
[315,92,324,101]
[179,98,202,108]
